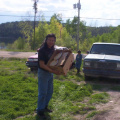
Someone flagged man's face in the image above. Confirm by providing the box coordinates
[46,37,55,48]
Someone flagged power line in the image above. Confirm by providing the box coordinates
[0,9,74,13]
[0,15,33,17]
[81,17,120,21]
[39,9,74,12]
[0,8,119,13]
[0,14,120,21]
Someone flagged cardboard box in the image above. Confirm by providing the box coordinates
[47,49,74,75]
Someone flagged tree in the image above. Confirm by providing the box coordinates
[33,20,50,49]
[49,17,62,38]
[65,17,87,50]
[19,21,33,50]
[49,17,74,49]
[65,19,71,34]
[11,37,25,50]
[50,14,62,24]
[17,37,25,50]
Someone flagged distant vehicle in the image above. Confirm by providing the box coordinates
[26,46,73,71]
[83,43,120,79]
[26,52,38,71]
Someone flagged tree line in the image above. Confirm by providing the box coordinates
[0,14,120,52]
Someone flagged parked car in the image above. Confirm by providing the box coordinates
[83,42,120,79]
[26,52,38,71]
[26,46,75,71]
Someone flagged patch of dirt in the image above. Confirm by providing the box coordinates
[93,91,120,120]
[74,80,120,120]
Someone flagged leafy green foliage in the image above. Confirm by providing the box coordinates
[1,16,120,52]
[33,20,50,49]
[9,37,26,50]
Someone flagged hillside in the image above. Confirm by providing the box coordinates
[0,21,117,44]
[0,21,39,44]
[87,26,116,36]
[0,22,22,44]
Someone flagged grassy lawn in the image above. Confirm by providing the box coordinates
[0,58,109,120]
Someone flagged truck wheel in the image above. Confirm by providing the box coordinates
[84,75,90,81]
[30,68,34,71]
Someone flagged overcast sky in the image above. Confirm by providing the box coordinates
[0,0,120,27]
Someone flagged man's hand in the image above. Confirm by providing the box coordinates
[50,69,61,75]
[39,61,61,75]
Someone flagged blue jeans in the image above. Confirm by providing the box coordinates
[37,68,53,112]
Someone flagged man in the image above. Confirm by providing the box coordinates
[37,34,60,118]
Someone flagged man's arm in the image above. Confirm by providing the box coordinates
[39,61,60,75]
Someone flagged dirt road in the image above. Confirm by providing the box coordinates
[0,51,35,58]
[0,51,87,59]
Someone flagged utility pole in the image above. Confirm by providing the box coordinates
[33,0,38,50]
[77,0,80,51]
[73,0,81,51]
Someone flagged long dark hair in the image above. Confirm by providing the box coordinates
[40,33,56,48]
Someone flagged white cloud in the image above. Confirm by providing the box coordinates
[0,0,120,26]
[0,0,33,12]
[80,0,120,26]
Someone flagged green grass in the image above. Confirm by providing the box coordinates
[86,111,99,118]
[0,59,37,119]
[89,92,109,104]
[0,58,110,120]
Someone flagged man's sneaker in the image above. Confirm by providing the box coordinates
[37,111,47,119]
[45,107,52,113]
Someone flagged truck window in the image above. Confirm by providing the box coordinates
[90,44,120,56]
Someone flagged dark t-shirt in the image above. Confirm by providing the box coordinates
[38,43,54,70]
